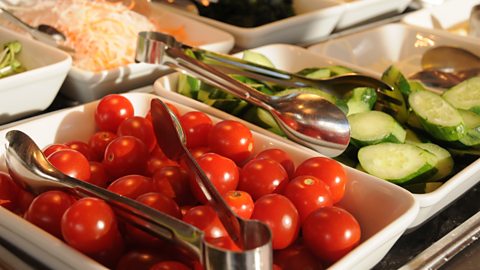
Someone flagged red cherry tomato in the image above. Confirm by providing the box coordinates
[42,143,69,158]
[24,190,76,238]
[61,197,122,254]
[255,148,295,178]
[116,249,169,270]
[183,205,227,240]
[294,157,347,204]
[146,155,179,177]
[189,153,239,203]
[153,166,194,205]
[274,243,324,270]
[0,172,20,211]
[95,94,134,133]
[107,175,154,199]
[66,141,95,161]
[103,135,149,179]
[179,111,213,148]
[88,131,117,161]
[239,158,288,200]
[118,116,157,152]
[47,149,91,181]
[89,161,110,188]
[14,188,35,216]
[208,120,254,164]
[251,194,299,250]
[302,206,361,263]
[150,261,191,270]
[283,175,333,223]
[188,146,211,159]
[222,190,254,219]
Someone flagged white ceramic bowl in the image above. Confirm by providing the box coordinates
[0,27,71,125]
[402,0,480,39]
[0,92,417,269]
[58,2,234,103]
[156,0,346,49]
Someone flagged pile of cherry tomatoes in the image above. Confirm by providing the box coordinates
[0,94,361,270]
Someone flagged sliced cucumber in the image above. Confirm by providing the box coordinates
[177,74,202,99]
[358,142,437,185]
[459,109,480,128]
[442,77,480,114]
[379,65,409,123]
[415,143,454,181]
[345,87,377,116]
[327,65,355,76]
[409,90,465,141]
[296,67,331,79]
[408,80,428,93]
[348,110,406,147]
[242,50,275,68]
[403,182,443,194]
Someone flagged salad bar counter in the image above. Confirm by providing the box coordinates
[1,0,480,269]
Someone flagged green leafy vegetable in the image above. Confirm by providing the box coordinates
[0,41,26,78]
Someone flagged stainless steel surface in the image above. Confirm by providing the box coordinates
[421,46,480,73]
[151,98,272,270]
[136,31,351,157]
[399,210,480,270]
[0,7,74,53]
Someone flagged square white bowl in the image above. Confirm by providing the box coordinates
[0,92,417,269]
[156,0,346,49]
[0,26,71,125]
[154,41,480,230]
[402,0,480,39]
[335,0,412,30]
[56,2,234,103]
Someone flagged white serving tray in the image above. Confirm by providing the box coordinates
[0,92,417,270]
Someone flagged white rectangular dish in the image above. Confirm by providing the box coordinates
[0,26,71,125]
[154,42,480,229]
[402,0,480,38]
[0,92,417,269]
[156,0,346,49]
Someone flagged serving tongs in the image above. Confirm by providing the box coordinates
[5,125,272,269]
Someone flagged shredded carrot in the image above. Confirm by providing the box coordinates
[11,0,189,72]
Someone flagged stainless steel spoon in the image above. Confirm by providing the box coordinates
[0,7,74,53]
[136,31,350,157]
[4,129,272,269]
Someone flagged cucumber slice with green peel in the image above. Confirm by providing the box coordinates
[409,90,465,141]
[358,142,438,185]
[408,80,428,93]
[442,77,480,114]
[379,65,409,123]
[403,182,443,194]
[345,87,377,116]
[242,50,275,68]
[296,67,331,79]
[405,128,426,144]
[177,74,202,99]
[348,111,406,147]
[327,65,355,76]
[415,143,454,181]
[459,109,480,129]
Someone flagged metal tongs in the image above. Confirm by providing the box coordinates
[5,116,272,269]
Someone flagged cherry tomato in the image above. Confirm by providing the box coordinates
[95,94,134,133]
[153,166,194,205]
[0,171,20,211]
[61,197,122,254]
[89,131,118,161]
[103,136,149,179]
[251,194,299,250]
[146,155,179,177]
[47,149,91,181]
[116,249,169,270]
[208,120,254,164]
[118,116,157,152]
[189,153,239,203]
[150,261,191,270]
[14,188,35,216]
[126,192,181,248]
[183,205,227,240]
[239,158,288,200]
[188,146,211,159]
[42,143,69,158]
[89,161,110,188]
[302,206,361,263]
[222,190,254,219]
[283,175,333,223]
[66,141,95,161]
[107,175,154,199]
[274,243,323,270]
[256,148,295,178]
[294,157,347,203]
[24,190,76,238]
[179,111,213,148]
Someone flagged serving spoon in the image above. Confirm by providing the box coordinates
[136,31,350,157]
